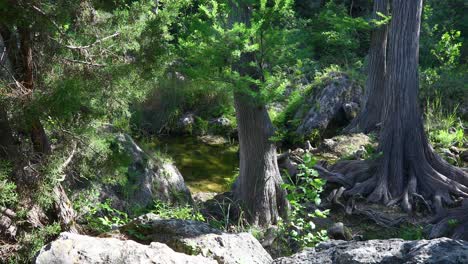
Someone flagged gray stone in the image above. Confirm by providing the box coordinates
[209,117,232,128]
[179,113,195,127]
[273,238,468,264]
[327,222,352,241]
[101,134,192,212]
[296,72,363,135]
[121,213,273,264]
[197,135,228,146]
[320,133,373,158]
[343,102,360,121]
[35,232,214,264]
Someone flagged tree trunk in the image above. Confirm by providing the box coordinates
[323,0,468,217]
[18,26,51,154]
[229,1,287,226]
[345,0,388,133]
[0,32,17,160]
[234,92,288,226]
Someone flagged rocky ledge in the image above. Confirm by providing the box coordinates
[274,238,468,264]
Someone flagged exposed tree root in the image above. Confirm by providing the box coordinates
[316,153,468,216]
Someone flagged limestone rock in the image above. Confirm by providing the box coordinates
[327,222,352,241]
[296,72,363,135]
[320,133,374,158]
[179,113,195,127]
[273,238,468,264]
[100,134,192,212]
[121,213,272,264]
[35,232,214,264]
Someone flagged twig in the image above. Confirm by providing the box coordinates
[62,58,106,67]
[65,32,120,50]
[57,141,77,182]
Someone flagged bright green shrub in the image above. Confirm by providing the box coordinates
[279,153,328,249]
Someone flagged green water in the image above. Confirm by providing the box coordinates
[154,136,239,193]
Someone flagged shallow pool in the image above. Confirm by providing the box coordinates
[153,136,239,193]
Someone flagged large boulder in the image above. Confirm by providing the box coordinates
[35,232,214,264]
[100,134,192,212]
[121,213,272,264]
[295,72,363,136]
[273,238,468,264]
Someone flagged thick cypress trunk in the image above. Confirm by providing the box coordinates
[234,91,288,226]
[345,0,388,133]
[18,27,51,154]
[229,1,287,226]
[321,0,468,218]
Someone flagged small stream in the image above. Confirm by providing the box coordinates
[153,136,239,193]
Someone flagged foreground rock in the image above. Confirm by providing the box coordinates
[35,232,214,264]
[319,133,374,160]
[274,238,468,264]
[121,213,272,264]
[101,134,192,212]
[296,72,363,136]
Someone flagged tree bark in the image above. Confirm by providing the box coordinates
[234,92,288,226]
[345,0,388,133]
[229,1,288,226]
[18,26,51,155]
[0,32,18,160]
[322,0,468,217]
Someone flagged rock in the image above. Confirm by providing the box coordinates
[320,133,374,158]
[100,134,192,212]
[327,222,352,241]
[450,146,460,154]
[353,146,367,160]
[35,232,214,264]
[197,135,228,146]
[179,113,195,127]
[121,213,272,264]
[177,113,195,133]
[209,117,231,128]
[343,102,360,121]
[273,238,468,264]
[192,192,218,203]
[296,72,363,135]
[209,117,235,135]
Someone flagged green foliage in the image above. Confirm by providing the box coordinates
[178,0,301,106]
[10,223,61,263]
[398,224,425,240]
[0,162,17,208]
[84,199,130,233]
[150,200,205,221]
[193,117,209,135]
[303,2,370,66]
[279,153,328,248]
[431,30,462,67]
[425,95,465,148]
